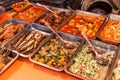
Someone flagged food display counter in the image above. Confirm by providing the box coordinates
[0,1,120,80]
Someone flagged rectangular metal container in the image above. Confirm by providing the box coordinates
[13,5,48,23]
[11,1,31,12]
[97,14,120,45]
[64,39,117,80]
[4,23,52,58]
[0,47,19,74]
[34,6,75,30]
[58,10,107,39]
[29,32,84,71]
[108,45,120,80]
[0,19,28,46]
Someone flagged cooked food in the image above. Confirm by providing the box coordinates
[99,20,120,43]
[68,44,114,80]
[9,30,47,55]
[37,11,71,30]
[11,1,30,12]
[14,6,46,22]
[59,13,104,38]
[33,38,78,69]
[0,23,25,45]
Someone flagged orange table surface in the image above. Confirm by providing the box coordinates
[0,57,80,80]
[0,12,11,24]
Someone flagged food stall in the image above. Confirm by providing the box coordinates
[0,0,120,80]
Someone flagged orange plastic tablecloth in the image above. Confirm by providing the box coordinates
[0,57,80,80]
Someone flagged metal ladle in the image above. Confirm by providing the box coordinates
[81,31,109,66]
[45,22,77,49]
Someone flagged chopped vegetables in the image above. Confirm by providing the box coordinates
[68,44,114,80]
[33,38,78,69]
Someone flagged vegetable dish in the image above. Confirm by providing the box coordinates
[68,44,114,80]
[33,38,78,69]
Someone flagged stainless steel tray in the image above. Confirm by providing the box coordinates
[0,19,28,46]
[13,5,48,23]
[97,14,120,45]
[0,47,19,74]
[75,10,106,17]
[64,40,117,80]
[35,6,75,30]
[108,14,120,21]
[58,10,107,39]
[29,32,84,71]
[109,45,120,80]
[4,23,52,58]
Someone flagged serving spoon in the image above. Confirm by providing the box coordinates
[36,3,59,18]
[44,22,77,49]
[81,31,109,66]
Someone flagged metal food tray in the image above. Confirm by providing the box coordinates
[0,19,28,46]
[106,45,120,80]
[64,39,117,80]
[29,32,84,71]
[13,5,48,23]
[4,23,52,58]
[34,6,75,30]
[0,48,19,74]
[11,1,31,12]
[97,14,120,45]
[57,10,107,39]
